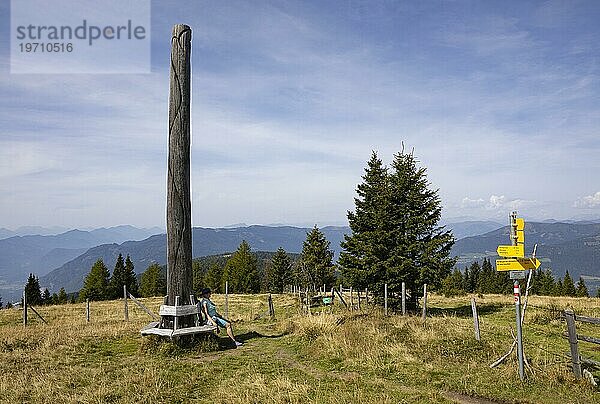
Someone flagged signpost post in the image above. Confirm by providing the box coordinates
[495,212,540,381]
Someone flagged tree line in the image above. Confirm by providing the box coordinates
[22,273,70,306]
[27,147,595,307]
[441,258,591,298]
[19,148,457,306]
[131,226,336,298]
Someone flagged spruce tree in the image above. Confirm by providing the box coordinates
[562,271,576,297]
[339,152,390,290]
[479,258,495,294]
[80,259,111,301]
[467,262,481,293]
[204,262,223,293]
[109,254,126,299]
[554,279,564,296]
[124,255,138,296]
[340,150,454,308]
[24,273,43,306]
[301,226,335,290]
[441,269,466,297]
[386,151,455,301]
[576,277,589,297]
[57,287,68,304]
[139,263,166,297]
[42,288,51,305]
[270,247,293,293]
[223,241,260,293]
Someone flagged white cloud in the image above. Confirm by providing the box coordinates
[486,195,506,210]
[460,197,485,208]
[574,192,600,209]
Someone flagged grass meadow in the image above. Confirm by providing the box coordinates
[0,292,599,403]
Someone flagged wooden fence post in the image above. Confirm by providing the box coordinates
[384,283,388,316]
[350,287,353,311]
[365,288,369,305]
[565,309,582,379]
[471,298,480,341]
[124,285,129,321]
[86,298,90,323]
[225,281,229,319]
[401,282,406,316]
[421,284,427,323]
[357,289,361,310]
[268,294,274,318]
[23,290,27,327]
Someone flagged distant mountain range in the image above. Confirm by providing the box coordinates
[452,221,600,282]
[442,220,503,240]
[0,226,163,302]
[40,226,349,294]
[3,220,600,302]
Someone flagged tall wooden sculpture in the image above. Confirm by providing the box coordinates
[166,24,193,306]
[141,25,216,339]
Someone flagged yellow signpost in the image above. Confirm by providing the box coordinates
[495,257,541,271]
[494,212,540,381]
[496,244,524,258]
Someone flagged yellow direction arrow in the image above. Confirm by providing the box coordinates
[496,258,541,271]
[497,244,524,258]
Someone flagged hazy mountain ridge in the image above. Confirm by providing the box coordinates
[452,222,600,280]
[3,220,600,300]
[0,225,165,282]
[41,226,349,293]
[443,220,503,240]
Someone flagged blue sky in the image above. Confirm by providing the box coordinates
[1,0,600,229]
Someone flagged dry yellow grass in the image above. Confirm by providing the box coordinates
[0,293,598,403]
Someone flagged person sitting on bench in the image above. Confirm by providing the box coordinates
[200,288,242,347]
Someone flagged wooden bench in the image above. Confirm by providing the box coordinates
[140,295,217,339]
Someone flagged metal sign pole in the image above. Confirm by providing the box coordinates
[514,280,524,380]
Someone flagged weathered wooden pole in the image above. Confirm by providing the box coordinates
[124,285,129,321]
[401,282,406,315]
[86,298,90,323]
[225,281,229,319]
[166,24,193,306]
[471,298,480,341]
[565,309,581,379]
[421,284,427,323]
[384,283,388,316]
[23,290,27,327]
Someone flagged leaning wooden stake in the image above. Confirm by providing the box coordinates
[166,24,193,307]
[565,309,582,379]
[28,305,47,324]
[471,298,480,341]
[128,293,159,320]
